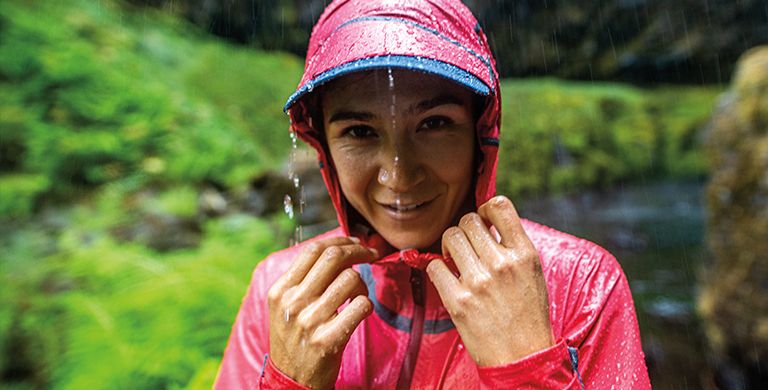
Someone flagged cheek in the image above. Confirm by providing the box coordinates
[331,150,376,203]
[426,137,475,191]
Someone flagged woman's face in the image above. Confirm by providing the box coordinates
[322,69,476,250]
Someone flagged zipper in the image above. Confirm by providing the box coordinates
[396,268,425,390]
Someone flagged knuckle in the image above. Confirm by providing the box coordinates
[322,245,345,260]
[304,242,324,256]
[312,330,336,349]
[442,226,461,241]
[455,290,473,308]
[358,296,373,313]
[343,268,364,286]
[267,284,283,306]
[459,212,479,228]
[469,274,492,292]
[295,310,314,332]
[490,195,510,208]
[492,258,516,274]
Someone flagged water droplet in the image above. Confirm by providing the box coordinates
[387,67,397,131]
[284,194,294,219]
[378,168,390,183]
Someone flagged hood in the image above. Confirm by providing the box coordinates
[285,0,501,257]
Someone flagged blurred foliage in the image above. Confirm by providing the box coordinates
[497,79,720,197]
[0,0,303,217]
[130,0,767,84]
[0,0,724,388]
[0,201,292,389]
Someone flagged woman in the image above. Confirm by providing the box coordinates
[216,0,651,388]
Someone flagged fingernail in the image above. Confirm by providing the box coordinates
[370,248,379,257]
[349,236,360,244]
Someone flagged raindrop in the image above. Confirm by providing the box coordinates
[284,194,294,219]
[388,67,397,122]
[379,168,390,183]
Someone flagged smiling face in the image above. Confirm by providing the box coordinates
[321,69,477,251]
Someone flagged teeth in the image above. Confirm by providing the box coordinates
[391,203,422,211]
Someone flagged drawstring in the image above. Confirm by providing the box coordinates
[375,248,454,270]
[354,228,454,270]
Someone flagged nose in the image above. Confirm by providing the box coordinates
[377,149,426,193]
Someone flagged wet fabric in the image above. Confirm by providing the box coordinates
[215,0,651,388]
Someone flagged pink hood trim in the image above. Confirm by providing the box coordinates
[285,0,501,255]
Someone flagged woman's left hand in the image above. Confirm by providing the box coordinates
[426,195,554,367]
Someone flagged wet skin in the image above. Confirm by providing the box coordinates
[322,69,477,252]
[268,71,553,389]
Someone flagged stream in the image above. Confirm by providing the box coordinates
[518,180,710,389]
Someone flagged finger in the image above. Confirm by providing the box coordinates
[441,226,486,277]
[298,244,377,297]
[315,295,372,348]
[458,212,503,261]
[298,268,368,329]
[426,259,464,310]
[276,237,362,290]
[477,196,528,248]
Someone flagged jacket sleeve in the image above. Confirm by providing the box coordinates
[214,257,311,390]
[476,246,651,389]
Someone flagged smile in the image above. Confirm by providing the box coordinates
[385,202,425,212]
[377,197,437,221]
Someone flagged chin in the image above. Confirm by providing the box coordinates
[383,231,441,251]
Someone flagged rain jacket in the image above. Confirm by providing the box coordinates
[215,0,651,388]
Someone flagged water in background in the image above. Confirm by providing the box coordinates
[519,180,709,389]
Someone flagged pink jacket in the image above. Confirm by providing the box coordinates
[216,223,650,389]
[216,0,651,388]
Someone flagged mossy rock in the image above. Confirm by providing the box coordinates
[699,45,768,386]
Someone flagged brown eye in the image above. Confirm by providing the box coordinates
[344,126,377,139]
[419,116,452,131]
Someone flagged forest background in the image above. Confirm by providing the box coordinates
[1,0,765,389]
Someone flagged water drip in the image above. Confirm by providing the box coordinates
[393,156,401,213]
[387,67,396,130]
[283,194,294,219]
[379,168,390,183]
[286,128,305,244]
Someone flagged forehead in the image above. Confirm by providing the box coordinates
[319,69,474,113]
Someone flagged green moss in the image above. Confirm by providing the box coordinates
[497,78,721,197]
[0,174,50,217]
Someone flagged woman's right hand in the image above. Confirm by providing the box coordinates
[267,236,377,389]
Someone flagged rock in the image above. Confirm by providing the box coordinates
[111,213,202,252]
[699,46,768,388]
[198,186,228,217]
[239,148,336,227]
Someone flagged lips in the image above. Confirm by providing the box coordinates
[377,197,436,220]
[385,201,425,212]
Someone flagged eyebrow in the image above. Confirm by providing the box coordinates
[327,94,465,124]
[406,94,465,116]
[328,111,376,123]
